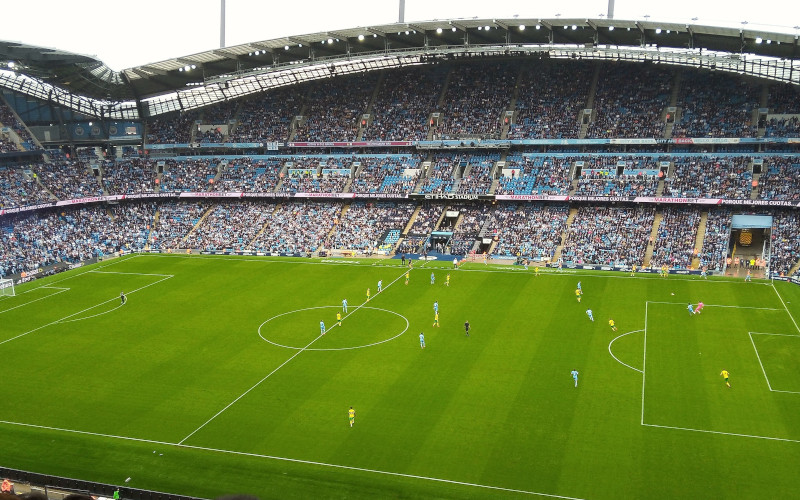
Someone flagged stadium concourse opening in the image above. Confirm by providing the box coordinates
[727,214,772,278]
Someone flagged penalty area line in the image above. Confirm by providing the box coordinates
[0,275,172,348]
[0,419,587,500]
[642,422,800,444]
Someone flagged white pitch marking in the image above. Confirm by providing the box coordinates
[748,332,773,391]
[749,332,800,337]
[645,301,782,311]
[749,332,800,394]
[257,305,409,351]
[608,330,644,374]
[58,303,125,324]
[642,422,800,444]
[641,303,648,425]
[771,282,800,334]
[0,275,172,347]
[180,267,410,445]
[0,419,587,499]
[134,252,755,283]
[0,287,70,315]
[89,270,174,277]
[178,332,324,445]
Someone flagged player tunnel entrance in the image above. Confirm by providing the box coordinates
[727,214,772,278]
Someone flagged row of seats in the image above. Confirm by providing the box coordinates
[2,154,799,209]
[3,201,798,279]
[140,60,800,144]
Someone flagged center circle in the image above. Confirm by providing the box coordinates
[257,305,409,351]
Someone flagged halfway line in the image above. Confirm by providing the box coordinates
[179,267,410,444]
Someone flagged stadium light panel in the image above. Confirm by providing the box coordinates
[755,37,763,43]
[535,24,540,29]
[519,25,525,31]
[451,27,456,32]
[436,27,442,33]
[572,25,577,30]
[609,26,614,31]
[485,25,490,30]
[328,38,333,44]
[7,61,14,68]
[358,34,364,40]
[284,45,289,50]
[478,26,483,30]
[655,28,662,34]
[405,31,409,35]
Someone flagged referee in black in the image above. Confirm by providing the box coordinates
[464,320,470,337]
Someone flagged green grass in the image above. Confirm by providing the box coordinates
[2,254,800,499]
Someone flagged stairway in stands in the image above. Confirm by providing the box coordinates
[789,258,800,277]
[643,210,663,268]
[552,207,579,263]
[691,210,709,269]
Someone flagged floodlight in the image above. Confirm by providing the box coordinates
[572,25,577,30]
[608,26,614,31]
[655,28,662,34]
[284,45,289,50]
[755,37,763,43]
[327,38,333,44]
[7,61,14,68]
[358,34,364,40]
[184,65,190,71]
[485,25,490,30]
[191,65,196,69]
[478,26,483,30]
[535,24,540,29]
[405,31,409,35]
[519,25,525,31]
[451,27,456,32]
[436,27,443,33]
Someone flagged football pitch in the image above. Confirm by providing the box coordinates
[1,254,800,500]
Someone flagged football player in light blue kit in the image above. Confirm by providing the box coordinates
[571,370,579,387]
[419,332,426,349]
[433,301,439,314]
[586,309,594,322]
[377,280,383,292]
[687,303,694,314]
[577,281,582,292]
[430,272,435,285]
[342,298,348,313]
[320,321,326,335]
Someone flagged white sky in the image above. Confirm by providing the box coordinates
[3,0,799,71]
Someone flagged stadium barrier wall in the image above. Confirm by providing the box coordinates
[0,466,204,500]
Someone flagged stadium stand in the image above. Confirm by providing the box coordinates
[508,61,591,140]
[433,62,516,140]
[561,206,655,266]
[650,207,702,270]
[586,62,672,139]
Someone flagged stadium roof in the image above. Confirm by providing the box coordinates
[1,17,799,119]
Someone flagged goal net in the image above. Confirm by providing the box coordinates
[0,278,15,297]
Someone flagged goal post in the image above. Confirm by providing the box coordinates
[0,278,15,297]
